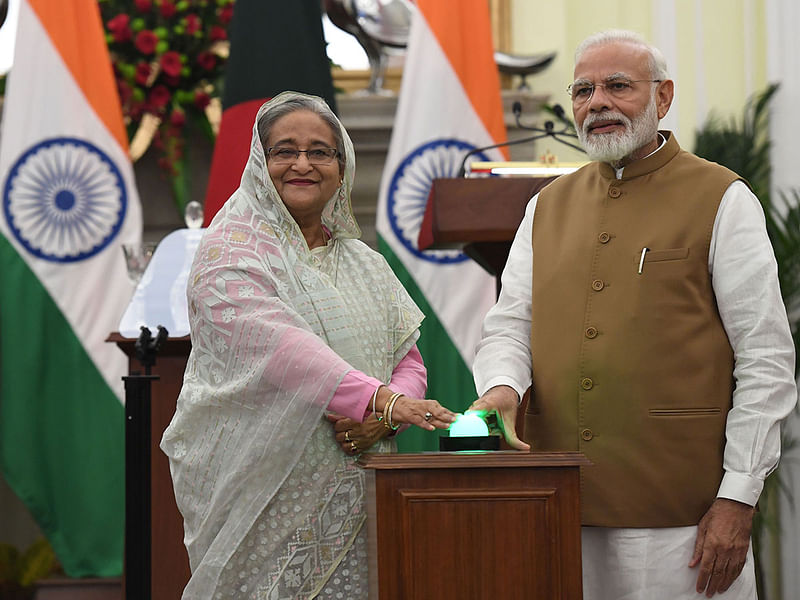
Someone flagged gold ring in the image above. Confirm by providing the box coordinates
[344,430,351,442]
[424,412,433,421]
[350,441,358,452]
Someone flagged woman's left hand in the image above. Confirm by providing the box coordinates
[326,413,388,456]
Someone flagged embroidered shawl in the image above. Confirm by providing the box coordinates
[161,91,423,597]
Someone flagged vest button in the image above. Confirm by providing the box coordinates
[581,428,594,441]
[591,279,604,291]
[598,232,610,243]
[609,187,621,198]
[580,377,594,390]
[585,326,598,339]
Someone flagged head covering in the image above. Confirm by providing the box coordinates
[161,92,423,597]
[237,91,361,247]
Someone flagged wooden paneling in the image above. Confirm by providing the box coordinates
[361,451,588,600]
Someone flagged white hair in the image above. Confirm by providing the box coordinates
[575,29,669,80]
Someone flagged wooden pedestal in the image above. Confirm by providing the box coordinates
[359,451,589,600]
[108,334,191,600]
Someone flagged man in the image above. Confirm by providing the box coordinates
[471,29,797,599]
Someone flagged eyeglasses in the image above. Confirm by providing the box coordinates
[567,76,662,104]
[266,146,339,165]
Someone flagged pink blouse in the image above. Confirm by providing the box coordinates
[328,345,427,421]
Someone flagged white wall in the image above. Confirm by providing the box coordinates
[509,0,768,152]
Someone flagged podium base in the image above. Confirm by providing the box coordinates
[439,435,501,451]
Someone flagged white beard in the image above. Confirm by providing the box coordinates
[577,95,660,165]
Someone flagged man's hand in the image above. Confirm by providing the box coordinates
[469,385,530,450]
[326,413,388,455]
[689,498,755,597]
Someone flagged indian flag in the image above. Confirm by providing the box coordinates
[0,0,142,576]
[376,0,508,451]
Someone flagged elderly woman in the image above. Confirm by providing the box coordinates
[161,91,455,599]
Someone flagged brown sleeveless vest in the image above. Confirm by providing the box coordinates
[528,132,739,527]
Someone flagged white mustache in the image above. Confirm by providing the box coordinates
[582,111,632,134]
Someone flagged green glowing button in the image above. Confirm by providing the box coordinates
[449,411,489,437]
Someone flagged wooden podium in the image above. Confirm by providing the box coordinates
[418,177,557,294]
[360,451,589,600]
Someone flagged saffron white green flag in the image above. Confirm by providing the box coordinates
[0,0,142,576]
[376,0,508,451]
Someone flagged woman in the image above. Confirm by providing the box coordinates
[161,91,454,599]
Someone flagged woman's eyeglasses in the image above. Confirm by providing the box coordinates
[266,146,339,165]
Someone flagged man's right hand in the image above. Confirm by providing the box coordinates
[469,385,530,451]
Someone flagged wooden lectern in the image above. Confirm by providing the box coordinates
[360,451,590,600]
[418,177,557,294]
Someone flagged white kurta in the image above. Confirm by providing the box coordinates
[474,174,797,598]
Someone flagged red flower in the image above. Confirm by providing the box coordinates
[196,51,216,71]
[107,14,132,43]
[170,109,187,128]
[129,101,146,121]
[134,0,152,12]
[185,14,201,35]
[160,1,177,18]
[160,51,183,77]
[219,5,234,25]
[193,91,210,110]
[134,61,151,85]
[148,85,171,109]
[135,30,159,55]
[209,25,227,41]
[117,79,133,104]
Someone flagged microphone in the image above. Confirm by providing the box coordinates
[457,102,585,177]
[456,130,559,177]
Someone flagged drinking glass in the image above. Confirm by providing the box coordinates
[122,243,157,284]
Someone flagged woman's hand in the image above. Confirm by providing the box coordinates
[372,385,457,431]
[327,413,388,455]
[469,385,530,450]
[388,396,456,431]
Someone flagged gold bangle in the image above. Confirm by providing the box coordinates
[382,393,398,431]
[385,392,403,431]
[382,393,396,431]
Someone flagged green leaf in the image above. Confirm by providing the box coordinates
[17,538,56,587]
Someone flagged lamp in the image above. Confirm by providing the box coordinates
[439,410,500,451]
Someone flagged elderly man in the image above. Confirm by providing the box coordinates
[471,29,796,599]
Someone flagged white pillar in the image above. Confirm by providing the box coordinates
[766,0,800,196]
[651,0,680,137]
[766,3,800,597]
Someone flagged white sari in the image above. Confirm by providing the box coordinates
[161,92,423,599]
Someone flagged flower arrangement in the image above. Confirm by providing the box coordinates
[99,0,235,215]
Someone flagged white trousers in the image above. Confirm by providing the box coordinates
[582,526,757,600]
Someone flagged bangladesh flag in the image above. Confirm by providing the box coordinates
[203,0,337,223]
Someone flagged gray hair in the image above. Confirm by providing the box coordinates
[575,29,669,80]
[257,94,346,170]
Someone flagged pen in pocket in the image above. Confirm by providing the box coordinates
[638,247,649,274]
